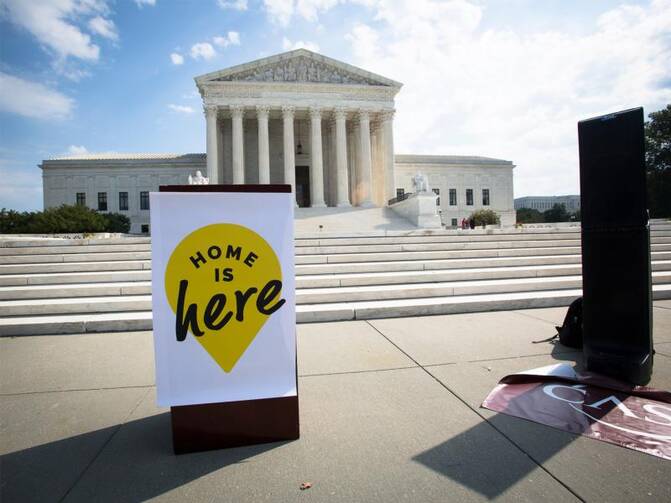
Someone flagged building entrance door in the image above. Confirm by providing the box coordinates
[295,166,310,207]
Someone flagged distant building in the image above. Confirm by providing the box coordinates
[514,195,580,212]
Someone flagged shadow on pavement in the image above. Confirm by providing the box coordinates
[1,412,288,503]
[414,349,584,500]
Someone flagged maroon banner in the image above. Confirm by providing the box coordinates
[482,364,671,461]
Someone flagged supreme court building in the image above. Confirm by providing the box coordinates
[41,49,515,232]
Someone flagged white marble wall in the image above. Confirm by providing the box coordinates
[41,158,202,234]
[394,156,516,227]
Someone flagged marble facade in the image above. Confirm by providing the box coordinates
[40,49,516,233]
[195,49,401,207]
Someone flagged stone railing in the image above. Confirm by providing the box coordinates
[389,192,442,228]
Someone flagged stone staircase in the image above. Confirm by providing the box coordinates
[1,225,671,336]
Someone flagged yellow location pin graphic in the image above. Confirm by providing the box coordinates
[164,223,285,373]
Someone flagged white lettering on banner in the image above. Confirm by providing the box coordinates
[542,383,671,441]
[643,404,671,426]
[542,383,586,404]
[585,395,640,419]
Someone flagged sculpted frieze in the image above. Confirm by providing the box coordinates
[214,56,384,86]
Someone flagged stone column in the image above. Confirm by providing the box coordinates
[216,117,224,184]
[231,105,245,184]
[357,109,374,207]
[256,105,270,184]
[334,108,351,207]
[309,107,326,207]
[205,105,219,183]
[282,106,297,206]
[381,110,396,204]
[349,121,359,206]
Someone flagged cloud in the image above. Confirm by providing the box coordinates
[170,52,184,65]
[263,0,295,26]
[217,0,248,10]
[282,37,319,52]
[190,42,216,60]
[67,145,89,155]
[134,0,156,7]
[0,0,109,61]
[168,104,195,114]
[88,15,118,40]
[263,0,341,26]
[0,72,74,120]
[213,31,241,48]
[344,0,671,197]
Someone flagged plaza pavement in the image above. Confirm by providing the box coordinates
[2,302,671,502]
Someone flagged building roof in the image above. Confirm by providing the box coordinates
[46,153,206,161]
[195,48,402,89]
[394,154,514,166]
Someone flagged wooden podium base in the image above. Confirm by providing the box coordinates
[171,395,299,454]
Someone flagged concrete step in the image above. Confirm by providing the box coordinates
[0,281,152,300]
[4,284,671,336]
[0,243,151,256]
[0,294,152,317]
[298,284,671,322]
[0,270,151,287]
[0,251,152,264]
[295,232,671,247]
[296,245,671,265]
[2,233,669,257]
[0,237,151,248]
[3,260,669,297]
[298,260,671,288]
[0,260,151,275]
[0,311,154,336]
[3,271,670,316]
[3,250,668,278]
[294,239,584,255]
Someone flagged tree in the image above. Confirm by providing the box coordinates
[469,209,500,227]
[645,104,671,218]
[516,207,544,223]
[543,203,569,223]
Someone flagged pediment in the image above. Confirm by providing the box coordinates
[195,49,401,88]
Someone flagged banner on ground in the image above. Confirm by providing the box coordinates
[150,190,296,407]
[482,363,671,461]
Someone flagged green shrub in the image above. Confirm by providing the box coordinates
[469,209,500,227]
[0,205,130,234]
[102,212,131,233]
[543,203,569,223]
[516,207,544,223]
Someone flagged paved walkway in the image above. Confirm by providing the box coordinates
[2,303,671,502]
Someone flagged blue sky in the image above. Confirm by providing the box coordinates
[1,0,670,211]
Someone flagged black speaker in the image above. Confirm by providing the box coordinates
[578,108,647,230]
[581,228,652,383]
[578,107,653,385]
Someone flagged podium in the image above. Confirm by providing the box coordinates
[151,184,299,454]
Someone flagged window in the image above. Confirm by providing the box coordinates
[482,189,490,206]
[140,191,149,210]
[449,188,457,206]
[76,192,86,206]
[451,218,458,227]
[432,188,440,206]
[141,224,149,234]
[466,189,474,206]
[119,192,129,211]
[97,192,107,211]
[396,188,405,199]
